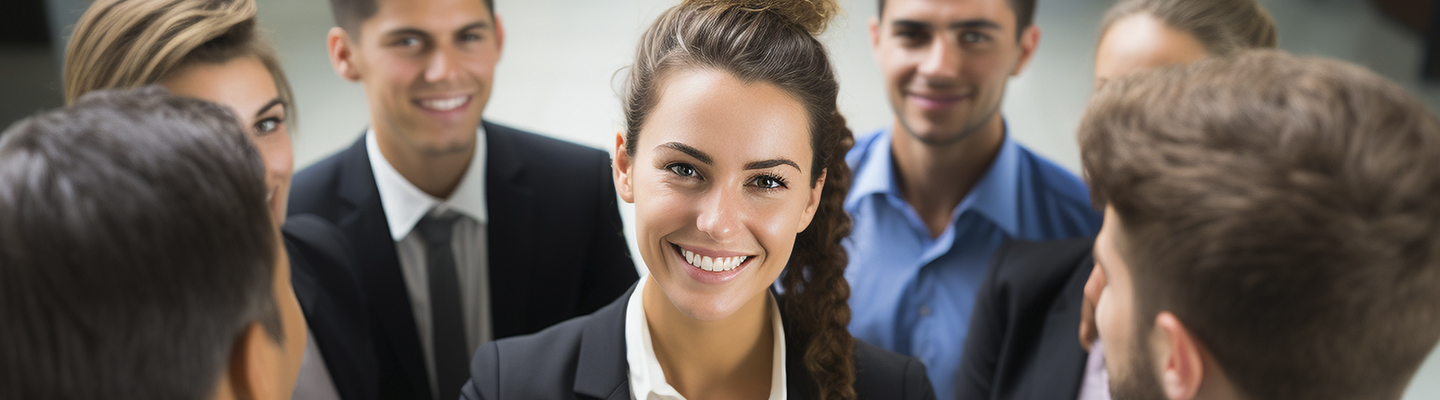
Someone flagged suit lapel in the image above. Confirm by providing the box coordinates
[484,122,539,338]
[1026,252,1093,400]
[334,136,433,400]
[573,285,635,400]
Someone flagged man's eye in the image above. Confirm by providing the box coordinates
[395,37,421,47]
[461,33,483,42]
[255,118,282,135]
[667,164,698,178]
[961,31,989,43]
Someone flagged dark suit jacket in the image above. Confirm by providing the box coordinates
[288,121,640,400]
[283,214,378,400]
[461,286,937,400]
[955,238,1094,400]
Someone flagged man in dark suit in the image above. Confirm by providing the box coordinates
[289,0,638,399]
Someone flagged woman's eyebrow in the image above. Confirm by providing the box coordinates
[745,159,800,171]
[255,98,284,118]
[658,142,712,165]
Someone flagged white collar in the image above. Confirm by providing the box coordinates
[366,127,488,241]
[624,282,787,400]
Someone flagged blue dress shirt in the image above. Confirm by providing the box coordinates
[843,126,1101,399]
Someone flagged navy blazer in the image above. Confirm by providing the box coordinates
[461,285,937,400]
[283,214,377,400]
[288,121,640,400]
[956,238,1094,400]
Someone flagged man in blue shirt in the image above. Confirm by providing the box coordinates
[847,0,1101,397]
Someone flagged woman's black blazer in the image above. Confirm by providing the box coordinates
[460,285,937,399]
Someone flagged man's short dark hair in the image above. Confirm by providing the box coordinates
[0,87,281,400]
[878,0,1035,37]
[1080,50,1440,400]
[329,0,494,34]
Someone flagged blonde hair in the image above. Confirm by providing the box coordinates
[64,0,294,124]
[1101,0,1277,56]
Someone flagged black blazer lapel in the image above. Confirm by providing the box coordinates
[573,284,634,400]
[484,121,539,339]
[1023,252,1092,400]
[334,136,433,400]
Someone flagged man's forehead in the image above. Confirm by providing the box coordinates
[882,0,1015,27]
[364,0,492,33]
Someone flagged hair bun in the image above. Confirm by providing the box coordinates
[683,0,840,35]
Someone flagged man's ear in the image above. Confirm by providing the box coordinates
[797,169,827,233]
[328,27,362,82]
[613,132,635,204]
[493,13,506,56]
[227,322,285,400]
[868,16,882,54]
[1012,25,1041,77]
[1153,312,1204,400]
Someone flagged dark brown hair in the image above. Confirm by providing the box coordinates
[623,0,856,398]
[328,0,494,34]
[879,0,1035,37]
[0,87,278,400]
[1080,50,1440,400]
[1101,0,1277,56]
[64,0,295,128]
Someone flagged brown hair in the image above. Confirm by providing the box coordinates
[623,0,856,398]
[1080,50,1440,400]
[0,86,278,400]
[63,0,294,125]
[1101,0,1277,56]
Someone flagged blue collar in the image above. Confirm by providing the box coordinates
[846,125,1023,237]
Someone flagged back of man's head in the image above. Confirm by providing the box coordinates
[1080,50,1440,400]
[0,87,281,400]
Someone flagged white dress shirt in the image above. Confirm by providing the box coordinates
[625,285,787,400]
[367,128,493,399]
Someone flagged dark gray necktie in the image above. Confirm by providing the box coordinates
[415,213,468,400]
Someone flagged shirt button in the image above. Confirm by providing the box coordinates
[919,306,931,317]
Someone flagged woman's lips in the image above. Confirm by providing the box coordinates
[670,243,756,285]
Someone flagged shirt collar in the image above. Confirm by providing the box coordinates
[625,284,787,400]
[845,123,1023,237]
[366,127,489,242]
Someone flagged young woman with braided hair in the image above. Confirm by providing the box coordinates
[459,0,935,399]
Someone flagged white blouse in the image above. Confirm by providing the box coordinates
[624,285,787,400]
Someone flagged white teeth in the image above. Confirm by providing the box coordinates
[420,96,468,111]
[678,246,749,272]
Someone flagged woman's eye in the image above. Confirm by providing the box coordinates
[667,163,698,178]
[254,118,282,135]
[752,175,787,190]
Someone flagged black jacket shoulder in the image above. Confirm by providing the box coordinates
[956,237,1094,400]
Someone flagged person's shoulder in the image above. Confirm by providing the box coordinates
[486,121,607,162]
[845,127,888,169]
[290,136,366,215]
[853,340,937,400]
[1012,143,1092,208]
[467,312,594,397]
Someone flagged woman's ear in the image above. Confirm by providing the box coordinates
[328,28,361,82]
[613,132,635,204]
[797,169,827,233]
[226,323,285,400]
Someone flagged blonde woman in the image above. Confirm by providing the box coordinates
[64,1,373,399]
